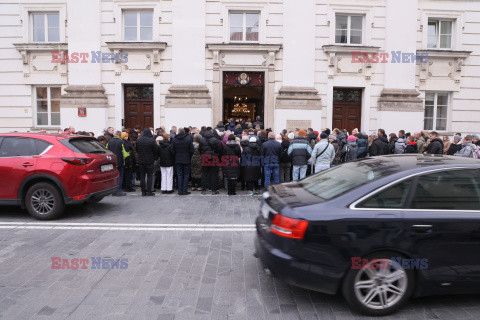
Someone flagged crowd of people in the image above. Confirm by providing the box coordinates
[62,117,480,197]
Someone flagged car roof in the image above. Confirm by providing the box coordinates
[360,154,480,169]
[0,132,82,140]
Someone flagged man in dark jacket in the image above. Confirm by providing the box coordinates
[425,131,444,155]
[199,128,223,195]
[287,130,312,181]
[261,132,283,187]
[135,128,159,196]
[369,133,389,156]
[405,136,418,153]
[107,131,126,196]
[171,128,194,195]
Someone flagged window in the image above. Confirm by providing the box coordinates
[335,14,363,44]
[428,19,453,49]
[230,12,259,42]
[61,138,107,154]
[124,11,153,41]
[36,87,61,127]
[424,92,448,131]
[32,13,59,42]
[358,180,413,209]
[411,170,480,210]
[0,138,38,157]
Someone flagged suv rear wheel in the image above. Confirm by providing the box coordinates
[25,182,65,220]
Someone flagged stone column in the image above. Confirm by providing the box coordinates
[60,0,108,134]
[165,0,211,130]
[378,0,423,132]
[276,0,321,131]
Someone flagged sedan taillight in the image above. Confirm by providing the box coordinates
[270,214,308,239]
[62,158,94,165]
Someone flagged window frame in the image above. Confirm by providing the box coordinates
[335,14,364,45]
[20,4,66,43]
[122,10,154,42]
[31,12,60,43]
[424,92,449,132]
[427,18,454,49]
[228,11,260,43]
[34,86,62,128]
[356,178,414,209]
[350,167,480,212]
[0,137,39,158]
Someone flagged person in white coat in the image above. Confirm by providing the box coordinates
[310,132,335,173]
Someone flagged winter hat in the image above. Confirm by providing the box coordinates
[324,129,331,135]
[320,132,328,139]
[121,132,128,139]
[454,135,462,141]
[329,135,337,141]
[287,132,295,140]
[347,135,357,141]
[249,137,257,143]
[298,129,306,137]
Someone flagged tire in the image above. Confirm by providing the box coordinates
[86,196,104,204]
[342,251,415,316]
[25,182,65,220]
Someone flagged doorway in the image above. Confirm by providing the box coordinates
[332,88,362,132]
[222,72,264,123]
[124,84,154,129]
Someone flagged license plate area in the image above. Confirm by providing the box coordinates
[101,164,114,172]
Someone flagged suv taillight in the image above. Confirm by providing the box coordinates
[270,214,308,239]
[62,158,94,165]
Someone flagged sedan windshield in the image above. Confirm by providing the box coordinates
[299,158,402,200]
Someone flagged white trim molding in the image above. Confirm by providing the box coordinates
[327,5,374,47]
[19,3,67,43]
[112,1,162,42]
[220,2,268,44]
[420,10,465,51]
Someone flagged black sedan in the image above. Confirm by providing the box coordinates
[254,154,480,316]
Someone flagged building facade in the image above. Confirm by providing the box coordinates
[0,0,478,135]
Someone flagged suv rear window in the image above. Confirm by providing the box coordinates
[61,138,107,154]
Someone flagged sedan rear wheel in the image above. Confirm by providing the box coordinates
[25,182,65,220]
[342,252,415,316]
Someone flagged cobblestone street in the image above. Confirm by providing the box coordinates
[0,194,479,320]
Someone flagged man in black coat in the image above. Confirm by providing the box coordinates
[261,132,283,187]
[135,128,159,196]
[369,133,389,156]
[171,128,194,195]
[425,131,444,155]
[199,128,223,195]
[107,131,126,196]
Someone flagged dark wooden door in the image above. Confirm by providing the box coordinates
[124,85,154,129]
[332,88,362,133]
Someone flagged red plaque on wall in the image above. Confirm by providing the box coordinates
[78,107,86,117]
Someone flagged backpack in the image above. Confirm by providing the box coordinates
[341,145,350,163]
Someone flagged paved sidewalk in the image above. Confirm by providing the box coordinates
[0,195,479,320]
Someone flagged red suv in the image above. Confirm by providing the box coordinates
[0,133,119,219]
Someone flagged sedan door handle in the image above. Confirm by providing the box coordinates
[22,162,34,167]
[411,225,433,233]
